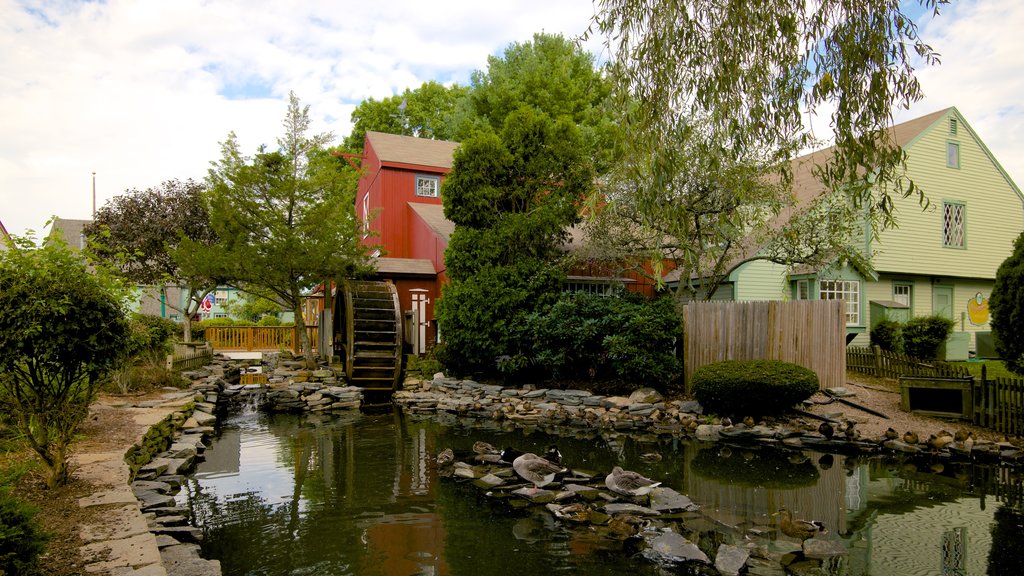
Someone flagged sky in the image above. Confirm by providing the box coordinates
[1,0,1022,239]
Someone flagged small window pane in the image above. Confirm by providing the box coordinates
[943,203,965,247]
[947,142,960,168]
[415,176,439,197]
[893,284,911,307]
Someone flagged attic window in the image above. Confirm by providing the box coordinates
[943,202,965,248]
[415,175,440,198]
[949,118,958,135]
[947,142,960,169]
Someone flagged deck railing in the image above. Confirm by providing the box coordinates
[166,342,213,371]
[204,326,319,355]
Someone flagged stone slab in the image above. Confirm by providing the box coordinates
[80,486,139,508]
[81,532,162,571]
[79,505,151,542]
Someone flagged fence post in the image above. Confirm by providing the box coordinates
[293,325,300,355]
[166,354,173,371]
[872,345,883,377]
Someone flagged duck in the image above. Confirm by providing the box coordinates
[954,428,971,443]
[544,445,563,465]
[774,508,826,541]
[928,433,955,451]
[499,446,524,464]
[605,514,648,540]
[903,431,919,445]
[640,452,663,463]
[473,441,499,455]
[720,416,733,427]
[605,466,662,498]
[743,416,756,428]
[512,452,566,489]
[436,448,455,467]
[818,422,834,440]
[843,420,860,440]
[884,427,899,441]
[551,502,592,523]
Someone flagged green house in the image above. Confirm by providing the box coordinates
[699,108,1024,350]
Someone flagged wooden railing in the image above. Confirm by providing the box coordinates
[205,326,319,355]
[166,342,213,371]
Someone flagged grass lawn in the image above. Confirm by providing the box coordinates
[951,359,1019,380]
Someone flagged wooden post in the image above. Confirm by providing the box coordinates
[293,325,300,355]
[872,345,883,377]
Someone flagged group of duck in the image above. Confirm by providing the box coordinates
[436,441,663,498]
[436,440,830,544]
[817,421,975,452]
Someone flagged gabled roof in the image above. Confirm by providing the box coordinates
[0,218,11,251]
[372,257,436,276]
[409,203,454,242]
[365,131,460,170]
[48,218,92,250]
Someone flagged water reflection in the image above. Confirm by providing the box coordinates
[180,409,1024,576]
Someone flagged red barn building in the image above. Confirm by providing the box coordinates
[354,131,659,355]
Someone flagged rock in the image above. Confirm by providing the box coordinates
[135,490,176,511]
[803,538,848,559]
[191,411,217,427]
[131,480,172,494]
[603,502,660,516]
[160,543,221,576]
[786,559,828,576]
[641,531,709,565]
[715,544,750,576]
[601,396,632,410]
[473,474,505,489]
[629,387,664,404]
[649,487,700,513]
[511,488,556,503]
[695,424,723,441]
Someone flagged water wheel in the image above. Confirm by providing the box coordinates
[335,280,403,391]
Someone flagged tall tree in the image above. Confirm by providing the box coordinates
[436,107,593,374]
[990,231,1024,375]
[181,92,369,367]
[588,0,944,283]
[84,179,220,341]
[343,81,469,152]
[0,234,129,488]
[452,32,617,172]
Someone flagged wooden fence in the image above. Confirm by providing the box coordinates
[166,342,213,371]
[847,345,972,380]
[683,300,846,391]
[848,347,1024,436]
[205,326,319,355]
[974,365,1024,437]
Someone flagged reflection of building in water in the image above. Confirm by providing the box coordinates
[197,427,241,475]
[277,413,450,575]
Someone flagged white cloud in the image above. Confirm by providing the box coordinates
[0,0,596,236]
[897,0,1024,189]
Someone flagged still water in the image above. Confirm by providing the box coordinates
[178,409,1024,576]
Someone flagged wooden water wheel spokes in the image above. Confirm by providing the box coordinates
[335,280,403,392]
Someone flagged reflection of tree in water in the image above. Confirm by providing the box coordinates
[988,506,1024,576]
[690,445,820,489]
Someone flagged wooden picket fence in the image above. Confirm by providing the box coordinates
[974,365,1024,437]
[166,342,213,371]
[204,325,319,355]
[847,345,972,380]
[683,300,846,391]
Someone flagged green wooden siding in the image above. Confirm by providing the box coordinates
[871,110,1024,279]
[730,260,789,301]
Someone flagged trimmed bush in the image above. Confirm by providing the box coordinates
[903,315,954,360]
[257,315,282,326]
[870,319,903,353]
[0,490,48,574]
[690,360,819,417]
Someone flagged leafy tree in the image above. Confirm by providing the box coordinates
[588,0,945,288]
[84,179,221,341]
[453,32,617,172]
[181,92,369,368]
[436,107,593,374]
[0,235,129,488]
[990,231,1024,374]
[343,81,469,151]
[224,287,285,323]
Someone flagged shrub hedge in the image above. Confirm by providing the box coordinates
[902,315,954,360]
[691,359,819,417]
[870,319,903,353]
[0,489,48,574]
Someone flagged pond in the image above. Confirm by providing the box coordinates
[177,408,1024,576]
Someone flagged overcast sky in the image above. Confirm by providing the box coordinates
[2,0,1022,238]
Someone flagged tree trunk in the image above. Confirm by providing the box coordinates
[291,288,316,369]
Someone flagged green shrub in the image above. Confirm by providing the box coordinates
[902,315,955,360]
[0,489,48,574]
[870,320,903,353]
[690,360,819,417]
[519,292,682,390]
[257,315,282,326]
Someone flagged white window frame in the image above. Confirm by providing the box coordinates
[893,283,911,307]
[943,202,965,248]
[215,289,229,305]
[796,279,810,300]
[820,279,860,326]
[415,175,440,198]
[361,193,370,238]
[947,141,960,169]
